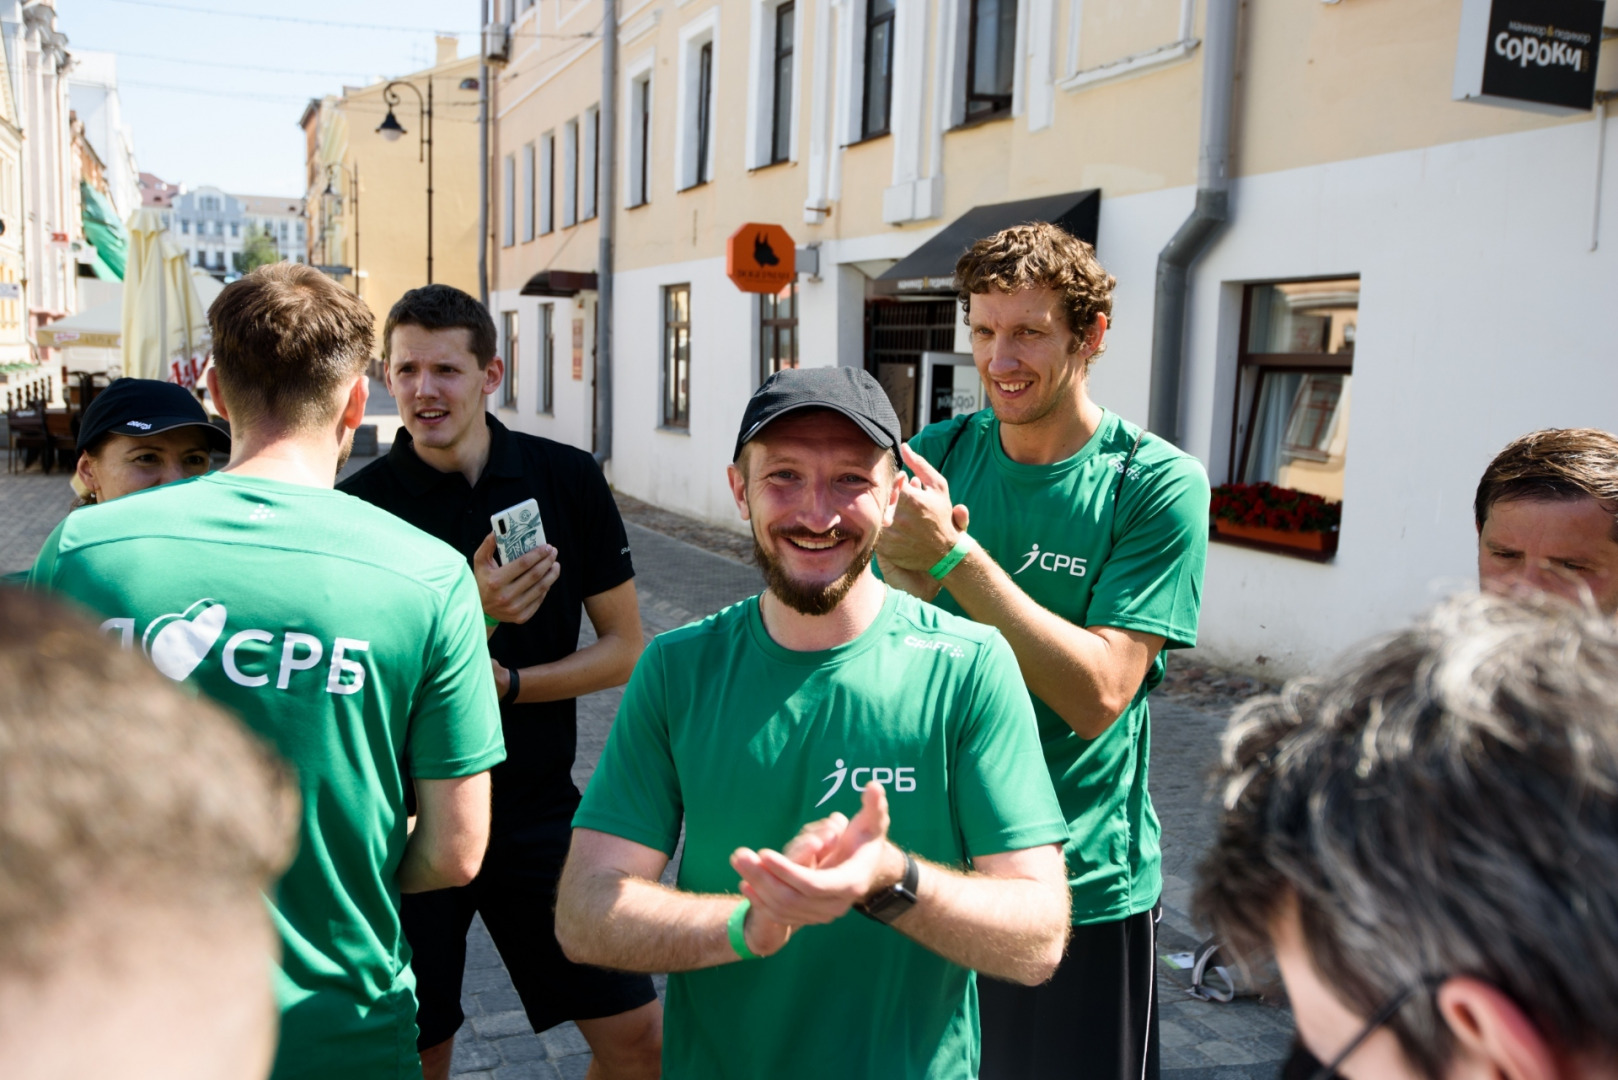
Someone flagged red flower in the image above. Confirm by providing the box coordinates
[1208,482,1341,534]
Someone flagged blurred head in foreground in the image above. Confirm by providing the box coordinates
[1195,592,1618,1080]
[1475,428,1618,614]
[0,589,298,1080]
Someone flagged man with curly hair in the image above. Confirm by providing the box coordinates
[876,222,1209,1080]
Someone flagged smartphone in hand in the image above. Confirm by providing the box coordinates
[491,498,546,566]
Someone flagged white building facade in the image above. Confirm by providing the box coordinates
[165,185,305,279]
[491,0,1618,679]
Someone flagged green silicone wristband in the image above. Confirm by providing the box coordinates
[727,899,760,960]
[484,613,500,628]
[928,534,974,581]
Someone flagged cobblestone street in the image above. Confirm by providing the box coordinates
[1,439,1294,1080]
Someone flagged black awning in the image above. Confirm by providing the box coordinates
[520,269,598,297]
[873,190,1101,295]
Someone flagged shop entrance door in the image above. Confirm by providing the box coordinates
[866,299,958,440]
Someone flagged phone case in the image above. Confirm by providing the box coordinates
[491,498,546,566]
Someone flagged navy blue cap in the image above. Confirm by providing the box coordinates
[733,366,903,462]
[77,378,230,453]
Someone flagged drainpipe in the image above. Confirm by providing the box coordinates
[1146,0,1238,445]
[594,0,617,467]
[477,0,490,306]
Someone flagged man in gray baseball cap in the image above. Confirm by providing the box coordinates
[556,366,1071,1080]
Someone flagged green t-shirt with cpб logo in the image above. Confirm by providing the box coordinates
[29,473,507,1080]
[909,408,1208,926]
[573,587,1068,1080]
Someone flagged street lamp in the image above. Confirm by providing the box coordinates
[376,79,433,284]
[323,161,360,296]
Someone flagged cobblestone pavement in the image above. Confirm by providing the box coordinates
[0,444,1294,1079]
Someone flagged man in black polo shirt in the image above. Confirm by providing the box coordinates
[341,285,660,1080]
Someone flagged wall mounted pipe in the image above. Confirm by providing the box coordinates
[595,0,618,467]
[1147,0,1239,445]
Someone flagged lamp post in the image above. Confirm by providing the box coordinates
[377,78,433,284]
[322,161,360,296]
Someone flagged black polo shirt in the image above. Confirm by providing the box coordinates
[340,413,634,874]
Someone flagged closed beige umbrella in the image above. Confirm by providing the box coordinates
[121,209,211,385]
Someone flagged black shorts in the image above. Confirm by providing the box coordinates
[978,905,1161,1080]
[402,868,658,1050]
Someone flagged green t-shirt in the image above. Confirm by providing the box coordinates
[29,473,507,1080]
[574,587,1068,1080]
[908,409,1208,925]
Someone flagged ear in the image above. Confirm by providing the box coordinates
[727,463,750,522]
[881,460,903,528]
[483,356,505,397]
[381,359,396,397]
[1086,312,1109,355]
[339,375,368,432]
[74,445,99,496]
[205,367,230,421]
[1436,977,1559,1080]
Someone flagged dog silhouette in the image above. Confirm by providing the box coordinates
[753,233,780,267]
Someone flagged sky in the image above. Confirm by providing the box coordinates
[66,0,484,197]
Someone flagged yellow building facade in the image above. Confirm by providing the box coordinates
[301,38,484,346]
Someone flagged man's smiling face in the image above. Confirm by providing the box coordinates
[728,410,900,616]
[968,287,1096,429]
[385,324,503,455]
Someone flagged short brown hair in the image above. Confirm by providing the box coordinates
[0,590,297,976]
[208,262,374,431]
[382,284,497,369]
[1474,428,1618,537]
[955,223,1116,360]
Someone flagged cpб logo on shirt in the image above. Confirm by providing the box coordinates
[100,598,371,695]
[1013,542,1088,578]
[815,758,919,807]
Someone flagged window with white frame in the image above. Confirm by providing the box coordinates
[540,131,556,234]
[628,73,652,207]
[502,154,516,246]
[770,2,795,164]
[562,119,579,227]
[581,105,599,221]
[521,142,535,242]
[863,0,895,138]
[537,303,554,414]
[965,0,1018,121]
[677,15,719,190]
[662,284,691,428]
[501,310,519,409]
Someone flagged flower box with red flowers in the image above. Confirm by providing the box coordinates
[1209,483,1341,556]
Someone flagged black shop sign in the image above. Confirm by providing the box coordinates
[1453,0,1604,115]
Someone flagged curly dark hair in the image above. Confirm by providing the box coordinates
[954,222,1116,360]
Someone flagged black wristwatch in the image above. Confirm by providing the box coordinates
[856,851,920,925]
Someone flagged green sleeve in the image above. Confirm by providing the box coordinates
[952,633,1070,859]
[26,519,70,591]
[407,564,507,779]
[572,640,683,856]
[1086,454,1209,649]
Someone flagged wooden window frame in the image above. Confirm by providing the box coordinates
[861,0,896,140]
[662,284,692,429]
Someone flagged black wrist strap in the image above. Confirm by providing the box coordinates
[856,851,920,925]
[500,665,521,706]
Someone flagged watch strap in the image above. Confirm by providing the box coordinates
[856,851,920,925]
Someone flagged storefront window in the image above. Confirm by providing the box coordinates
[759,284,797,384]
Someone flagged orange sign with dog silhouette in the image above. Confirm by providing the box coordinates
[726,223,796,293]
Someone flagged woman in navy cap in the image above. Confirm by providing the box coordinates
[70,379,231,505]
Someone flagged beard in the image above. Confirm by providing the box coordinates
[752,524,879,617]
